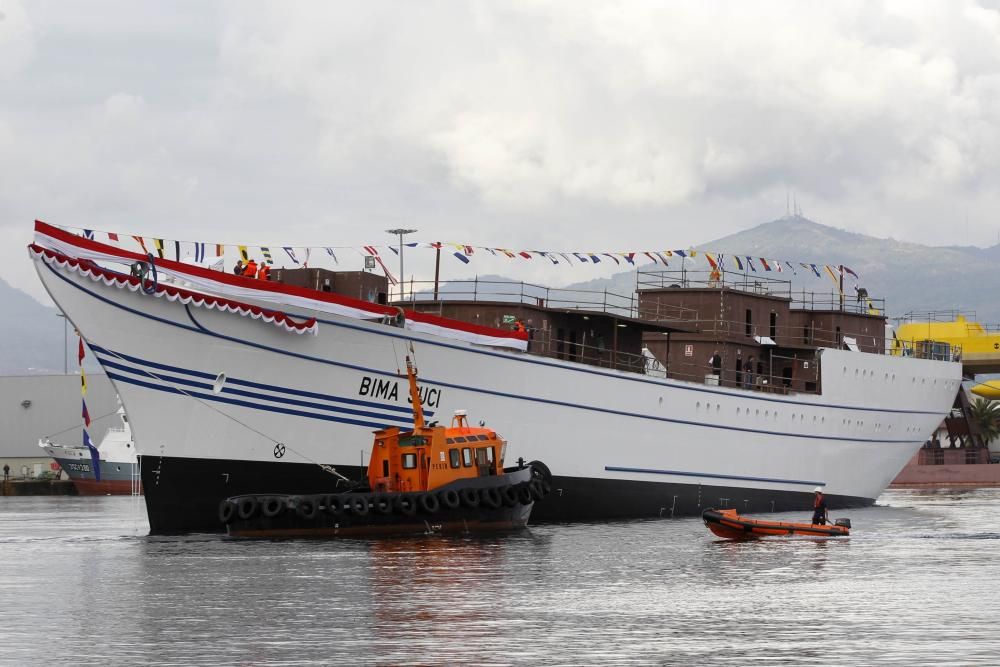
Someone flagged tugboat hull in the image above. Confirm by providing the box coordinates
[223,466,544,538]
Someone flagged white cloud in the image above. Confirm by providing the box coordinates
[0,0,34,79]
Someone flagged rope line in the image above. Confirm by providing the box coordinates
[96,346,347,480]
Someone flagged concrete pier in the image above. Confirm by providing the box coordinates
[1,479,78,496]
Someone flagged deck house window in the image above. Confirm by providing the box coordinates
[745,309,752,337]
[449,448,461,468]
[462,447,473,467]
[769,312,777,340]
[402,453,417,469]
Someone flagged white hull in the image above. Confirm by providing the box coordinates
[33,249,962,531]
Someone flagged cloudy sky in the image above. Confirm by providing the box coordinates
[3,0,1000,301]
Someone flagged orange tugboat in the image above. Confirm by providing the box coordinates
[220,354,551,538]
[702,508,851,540]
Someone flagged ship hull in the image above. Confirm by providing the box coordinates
[48,455,141,496]
[35,248,963,534]
[140,453,870,533]
[223,466,537,538]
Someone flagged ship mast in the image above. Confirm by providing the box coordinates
[405,355,425,430]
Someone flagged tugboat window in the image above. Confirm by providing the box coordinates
[449,448,461,468]
[402,453,417,469]
[453,436,468,443]
[462,448,473,467]
[476,434,490,441]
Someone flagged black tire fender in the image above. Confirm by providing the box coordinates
[373,494,393,515]
[261,496,285,518]
[419,492,440,514]
[294,496,318,520]
[236,496,258,520]
[500,485,519,508]
[459,487,480,508]
[438,488,460,510]
[529,460,552,485]
[324,494,344,516]
[480,486,502,509]
[349,495,370,516]
[218,499,236,524]
[395,493,417,516]
[516,483,533,505]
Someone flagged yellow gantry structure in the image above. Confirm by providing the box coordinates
[892,314,1000,376]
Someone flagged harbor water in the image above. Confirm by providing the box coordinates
[1,489,998,666]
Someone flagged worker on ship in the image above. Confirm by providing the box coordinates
[243,257,258,279]
[513,319,526,333]
[256,263,271,281]
[233,260,245,275]
[811,487,829,525]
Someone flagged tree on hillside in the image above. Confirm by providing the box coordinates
[969,398,1000,446]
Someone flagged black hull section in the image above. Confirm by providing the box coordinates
[139,455,873,535]
[529,475,873,522]
[224,481,535,539]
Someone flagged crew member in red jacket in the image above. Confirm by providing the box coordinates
[811,487,828,525]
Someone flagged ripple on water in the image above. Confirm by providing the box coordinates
[1,490,999,665]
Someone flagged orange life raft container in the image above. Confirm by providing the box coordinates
[702,508,851,540]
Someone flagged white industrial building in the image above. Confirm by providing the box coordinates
[0,374,118,479]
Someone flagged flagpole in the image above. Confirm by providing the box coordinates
[433,245,441,301]
[386,228,417,301]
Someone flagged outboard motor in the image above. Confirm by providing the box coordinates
[835,518,851,529]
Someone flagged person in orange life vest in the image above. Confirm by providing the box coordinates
[243,258,258,278]
[811,487,828,525]
[256,263,271,281]
[513,319,526,333]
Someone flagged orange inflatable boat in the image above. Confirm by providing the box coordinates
[702,508,851,539]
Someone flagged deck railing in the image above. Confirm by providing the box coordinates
[391,278,698,324]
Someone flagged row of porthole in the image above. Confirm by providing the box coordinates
[841,367,958,391]
[694,402,921,434]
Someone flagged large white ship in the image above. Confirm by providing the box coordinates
[30,221,963,533]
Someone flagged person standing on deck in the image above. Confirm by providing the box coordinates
[812,487,828,525]
[243,258,258,279]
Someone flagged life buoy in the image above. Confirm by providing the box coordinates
[438,488,460,510]
[218,499,236,524]
[395,493,417,516]
[236,496,258,520]
[480,487,502,509]
[261,496,284,518]
[373,494,393,515]
[419,492,440,514]
[294,496,318,520]
[516,483,533,505]
[459,487,480,508]
[324,494,344,516]
[500,485,519,507]
[349,495,370,516]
